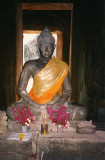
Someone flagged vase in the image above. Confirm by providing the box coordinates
[57,125,63,133]
[41,124,48,134]
[21,125,27,133]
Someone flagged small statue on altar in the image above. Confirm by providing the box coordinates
[6,27,87,122]
[76,120,96,134]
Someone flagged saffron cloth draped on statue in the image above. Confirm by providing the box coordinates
[29,57,69,104]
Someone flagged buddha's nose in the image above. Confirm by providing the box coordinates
[45,47,48,52]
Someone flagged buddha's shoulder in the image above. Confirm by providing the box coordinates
[22,59,39,70]
[24,59,39,65]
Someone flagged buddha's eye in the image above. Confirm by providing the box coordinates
[48,46,52,50]
[40,45,45,50]
[48,44,53,50]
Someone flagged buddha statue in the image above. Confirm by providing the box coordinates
[6,27,87,123]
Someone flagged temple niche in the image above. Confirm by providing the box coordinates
[0,1,105,160]
[23,34,39,63]
[23,32,57,64]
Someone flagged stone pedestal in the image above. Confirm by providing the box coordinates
[36,130,105,160]
[0,129,105,160]
[0,131,38,160]
[0,132,32,160]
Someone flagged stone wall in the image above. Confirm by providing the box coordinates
[0,1,16,109]
[71,0,105,120]
[97,1,105,121]
[0,111,7,134]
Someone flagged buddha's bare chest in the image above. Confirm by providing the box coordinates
[31,63,47,78]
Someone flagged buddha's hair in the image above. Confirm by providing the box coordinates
[37,26,55,46]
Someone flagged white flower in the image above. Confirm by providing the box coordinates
[25,122,30,126]
[27,118,31,124]
[65,121,70,129]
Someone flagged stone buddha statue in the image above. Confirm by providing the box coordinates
[6,27,87,122]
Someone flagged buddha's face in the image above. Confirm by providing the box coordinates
[39,42,55,58]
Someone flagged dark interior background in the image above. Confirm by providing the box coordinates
[0,0,105,121]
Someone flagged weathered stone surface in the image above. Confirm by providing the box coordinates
[0,128,105,160]
[31,121,71,133]
[76,128,96,134]
[7,119,21,132]
[0,152,31,160]
[70,120,86,128]
[31,131,39,154]
[0,132,33,160]
[66,101,87,121]
[76,120,96,134]
[36,131,105,160]
[0,111,7,134]
[0,134,32,152]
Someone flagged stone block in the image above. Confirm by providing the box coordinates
[7,119,21,132]
[0,111,7,134]
[0,132,33,160]
[0,152,31,160]
[36,131,105,160]
[76,120,96,134]
[76,127,96,134]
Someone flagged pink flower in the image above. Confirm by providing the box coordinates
[47,105,71,127]
[12,105,36,126]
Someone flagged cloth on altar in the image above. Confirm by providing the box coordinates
[7,132,32,141]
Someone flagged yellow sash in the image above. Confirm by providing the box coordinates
[29,57,69,104]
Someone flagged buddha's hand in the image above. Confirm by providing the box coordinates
[29,100,40,108]
[48,101,61,110]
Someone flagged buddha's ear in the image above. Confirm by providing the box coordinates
[36,43,39,49]
[36,43,40,56]
[54,44,56,50]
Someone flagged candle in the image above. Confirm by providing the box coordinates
[44,130,46,137]
[44,111,45,119]
[41,111,48,135]
[41,124,48,134]
[42,112,45,125]
[19,133,25,141]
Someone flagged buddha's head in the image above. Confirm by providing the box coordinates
[37,27,55,58]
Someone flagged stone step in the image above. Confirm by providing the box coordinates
[0,129,105,160]
[36,130,105,160]
[0,132,33,160]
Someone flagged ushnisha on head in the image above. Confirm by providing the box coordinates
[37,27,55,47]
[37,27,55,58]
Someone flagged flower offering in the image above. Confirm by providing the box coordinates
[12,105,36,126]
[46,105,71,128]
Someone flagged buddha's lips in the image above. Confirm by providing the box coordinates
[43,52,52,57]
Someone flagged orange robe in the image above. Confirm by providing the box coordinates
[29,57,69,104]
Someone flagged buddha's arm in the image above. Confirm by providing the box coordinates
[58,72,72,104]
[17,63,39,108]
